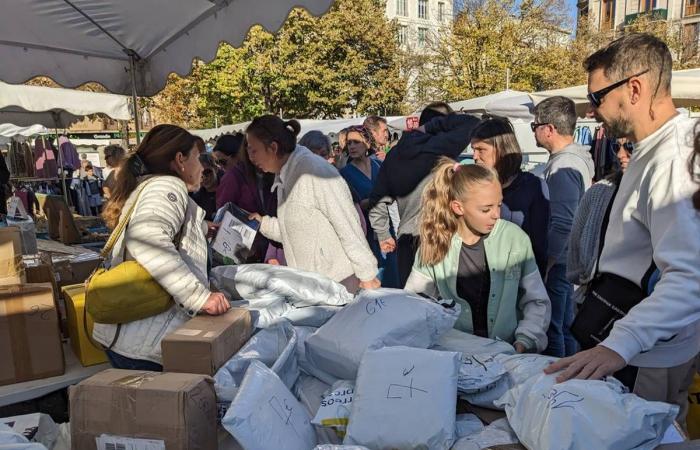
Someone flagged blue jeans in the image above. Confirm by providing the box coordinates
[106,349,163,372]
[545,263,578,357]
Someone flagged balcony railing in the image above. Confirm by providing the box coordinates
[624,8,668,24]
[687,3,700,16]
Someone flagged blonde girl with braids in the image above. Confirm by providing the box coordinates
[405,158,551,353]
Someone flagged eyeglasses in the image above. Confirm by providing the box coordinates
[530,122,549,132]
[587,69,649,108]
[611,142,634,153]
[215,158,229,166]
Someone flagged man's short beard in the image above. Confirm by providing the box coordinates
[605,115,634,139]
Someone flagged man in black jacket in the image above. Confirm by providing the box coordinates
[368,103,480,287]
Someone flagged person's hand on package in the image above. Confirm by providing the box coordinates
[201,292,230,316]
[544,345,626,383]
[267,258,281,266]
[379,237,397,253]
[206,221,220,239]
[514,342,527,353]
[359,277,381,290]
[248,212,263,223]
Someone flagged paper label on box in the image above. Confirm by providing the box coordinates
[212,211,257,263]
[174,329,202,337]
[96,434,165,450]
[203,331,217,338]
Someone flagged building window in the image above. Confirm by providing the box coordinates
[396,0,408,16]
[601,0,615,29]
[683,22,700,60]
[418,0,429,19]
[438,2,446,21]
[398,25,408,45]
[639,0,656,12]
[418,27,428,47]
[686,0,699,16]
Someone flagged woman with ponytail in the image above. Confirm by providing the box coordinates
[246,115,380,292]
[96,124,230,370]
[405,157,550,353]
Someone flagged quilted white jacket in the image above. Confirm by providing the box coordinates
[93,176,211,363]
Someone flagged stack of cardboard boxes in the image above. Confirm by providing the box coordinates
[0,226,105,387]
[69,308,253,449]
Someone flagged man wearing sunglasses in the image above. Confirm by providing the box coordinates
[532,96,594,359]
[546,33,700,422]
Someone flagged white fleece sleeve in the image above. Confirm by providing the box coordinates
[260,215,282,242]
[600,157,700,363]
[125,177,210,316]
[317,173,378,282]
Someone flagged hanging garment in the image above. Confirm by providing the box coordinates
[575,126,593,146]
[33,137,59,178]
[58,136,81,170]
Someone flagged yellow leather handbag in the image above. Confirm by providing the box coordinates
[85,178,174,324]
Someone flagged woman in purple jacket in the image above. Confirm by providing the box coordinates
[213,133,277,262]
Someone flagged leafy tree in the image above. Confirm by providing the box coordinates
[152,0,406,127]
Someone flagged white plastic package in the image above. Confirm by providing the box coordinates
[211,264,353,306]
[222,361,316,450]
[451,418,519,450]
[313,446,369,450]
[294,374,342,446]
[432,328,515,357]
[295,326,339,386]
[455,414,484,439]
[461,353,557,409]
[343,346,460,450]
[0,423,47,449]
[306,289,460,379]
[496,373,679,450]
[312,380,355,438]
[457,354,507,394]
[214,321,299,404]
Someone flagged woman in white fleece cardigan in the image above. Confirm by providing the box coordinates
[246,115,380,292]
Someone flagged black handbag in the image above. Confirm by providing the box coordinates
[571,272,648,350]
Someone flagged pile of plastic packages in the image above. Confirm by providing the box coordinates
[0,264,681,450]
[209,265,680,450]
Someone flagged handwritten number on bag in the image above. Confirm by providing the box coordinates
[269,396,304,439]
[365,298,386,315]
[543,388,584,410]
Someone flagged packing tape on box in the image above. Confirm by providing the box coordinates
[111,373,158,389]
[0,255,25,279]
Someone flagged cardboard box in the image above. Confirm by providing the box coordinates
[70,369,217,450]
[52,254,102,288]
[0,283,65,386]
[0,227,26,286]
[162,308,253,376]
[61,284,108,367]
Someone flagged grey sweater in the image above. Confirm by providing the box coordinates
[542,143,594,265]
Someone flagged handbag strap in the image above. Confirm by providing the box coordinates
[101,177,159,259]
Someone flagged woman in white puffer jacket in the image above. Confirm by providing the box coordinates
[94,124,230,370]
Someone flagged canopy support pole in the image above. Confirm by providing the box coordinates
[128,51,141,145]
[52,114,69,204]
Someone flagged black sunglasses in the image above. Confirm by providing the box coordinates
[215,158,229,166]
[530,122,549,132]
[587,69,649,108]
[611,142,634,153]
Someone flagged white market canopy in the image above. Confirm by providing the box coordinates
[0,124,49,145]
[0,0,335,96]
[0,80,131,128]
[448,90,534,121]
[191,117,407,142]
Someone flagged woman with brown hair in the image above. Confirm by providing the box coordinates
[404,158,550,352]
[340,125,399,288]
[96,124,230,371]
[471,115,550,277]
[246,115,379,292]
